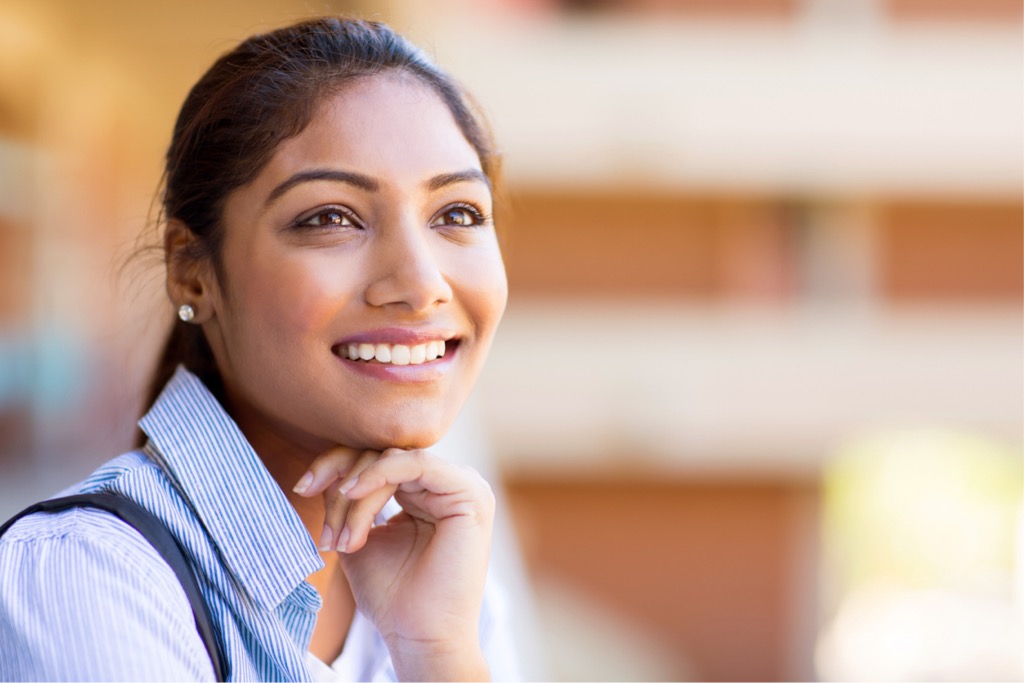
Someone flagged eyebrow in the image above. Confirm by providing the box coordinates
[265,167,492,207]
[266,169,379,205]
[427,169,492,193]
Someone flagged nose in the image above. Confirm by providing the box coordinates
[363,218,453,312]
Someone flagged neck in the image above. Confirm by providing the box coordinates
[213,374,357,660]
[230,410,329,550]
[237,407,355,659]
[222,392,341,578]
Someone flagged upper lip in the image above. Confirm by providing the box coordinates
[335,327,459,346]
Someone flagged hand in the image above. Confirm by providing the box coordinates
[292,446,396,552]
[294,447,495,681]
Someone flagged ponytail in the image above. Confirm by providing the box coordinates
[135,321,222,447]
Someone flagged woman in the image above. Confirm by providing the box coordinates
[0,16,515,681]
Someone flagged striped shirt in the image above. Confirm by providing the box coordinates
[0,366,517,681]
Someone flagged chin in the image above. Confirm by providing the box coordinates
[361,431,444,452]
[331,391,466,451]
[355,416,450,452]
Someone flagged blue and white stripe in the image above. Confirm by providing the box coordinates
[0,365,519,681]
[0,367,326,680]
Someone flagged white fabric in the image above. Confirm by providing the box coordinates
[310,498,522,681]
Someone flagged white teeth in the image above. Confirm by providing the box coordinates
[391,345,411,366]
[409,344,426,364]
[345,340,452,365]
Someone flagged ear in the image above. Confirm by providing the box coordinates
[165,219,218,322]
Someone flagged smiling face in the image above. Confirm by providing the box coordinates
[194,74,507,456]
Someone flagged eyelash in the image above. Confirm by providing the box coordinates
[432,202,492,229]
[291,206,360,231]
[290,202,492,232]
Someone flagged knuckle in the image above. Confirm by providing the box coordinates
[409,448,431,465]
[481,486,496,513]
[315,445,353,466]
[466,499,494,526]
[474,476,497,513]
[346,503,371,524]
[456,463,480,478]
[459,465,494,496]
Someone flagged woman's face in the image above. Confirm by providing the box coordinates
[201,74,507,455]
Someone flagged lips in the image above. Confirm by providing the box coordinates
[340,339,449,366]
[331,327,461,370]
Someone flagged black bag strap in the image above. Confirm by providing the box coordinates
[0,493,228,681]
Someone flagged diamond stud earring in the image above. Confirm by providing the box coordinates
[177,304,195,322]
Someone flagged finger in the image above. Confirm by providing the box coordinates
[292,445,362,497]
[337,484,399,554]
[343,449,495,525]
[321,449,380,551]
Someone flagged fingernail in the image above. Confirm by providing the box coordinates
[293,471,314,494]
[339,476,358,496]
[317,525,334,552]
[337,526,350,553]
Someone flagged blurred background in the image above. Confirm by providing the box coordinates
[0,0,1021,680]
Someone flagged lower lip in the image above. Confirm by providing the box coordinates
[334,344,458,383]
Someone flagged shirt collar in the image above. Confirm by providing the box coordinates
[138,365,324,611]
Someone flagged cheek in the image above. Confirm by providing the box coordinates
[227,251,360,343]
[456,247,508,334]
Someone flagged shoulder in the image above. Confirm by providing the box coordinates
[75,449,166,494]
[0,457,214,680]
[2,449,170,546]
[2,450,191,568]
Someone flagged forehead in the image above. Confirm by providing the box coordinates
[258,73,482,190]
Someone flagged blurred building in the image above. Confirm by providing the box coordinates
[1,0,1021,680]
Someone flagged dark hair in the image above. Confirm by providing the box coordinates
[139,17,499,431]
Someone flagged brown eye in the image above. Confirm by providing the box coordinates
[317,211,349,226]
[445,208,474,226]
[431,204,488,228]
[305,210,350,227]
[293,206,359,230]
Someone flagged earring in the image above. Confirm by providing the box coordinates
[177,304,195,322]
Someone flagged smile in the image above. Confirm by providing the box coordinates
[340,340,451,366]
